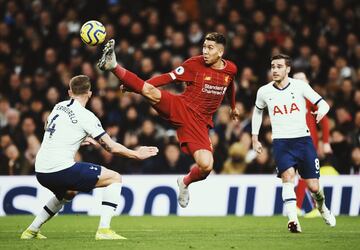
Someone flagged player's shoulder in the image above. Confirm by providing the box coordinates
[289,77,307,87]
[184,55,204,65]
[224,59,237,74]
[258,81,275,92]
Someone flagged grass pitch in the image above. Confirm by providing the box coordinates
[0,215,359,250]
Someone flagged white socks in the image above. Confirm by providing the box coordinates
[29,196,66,232]
[282,182,298,222]
[99,182,122,229]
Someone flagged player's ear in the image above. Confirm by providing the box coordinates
[218,45,224,57]
[88,90,92,98]
[68,89,73,97]
[286,66,291,74]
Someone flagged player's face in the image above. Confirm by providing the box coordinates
[202,40,224,65]
[271,59,290,82]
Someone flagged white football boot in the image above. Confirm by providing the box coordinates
[177,176,190,208]
[320,208,336,227]
[98,39,117,71]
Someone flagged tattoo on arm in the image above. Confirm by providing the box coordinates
[98,138,112,152]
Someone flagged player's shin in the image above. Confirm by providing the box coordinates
[183,165,210,186]
[28,196,67,232]
[311,189,328,213]
[99,182,122,229]
[112,65,144,94]
[282,182,298,222]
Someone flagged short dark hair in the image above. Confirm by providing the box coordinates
[271,54,291,67]
[205,32,226,46]
[69,75,91,95]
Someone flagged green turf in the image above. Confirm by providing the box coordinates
[0,215,359,250]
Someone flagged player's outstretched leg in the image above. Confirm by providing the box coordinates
[20,194,74,239]
[311,189,336,227]
[98,39,145,94]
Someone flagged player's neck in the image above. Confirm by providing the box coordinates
[274,76,289,89]
[211,59,225,70]
[72,96,88,107]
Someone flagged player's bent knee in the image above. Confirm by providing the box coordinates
[107,170,122,184]
[307,183,319,193]
[142,83,161,103]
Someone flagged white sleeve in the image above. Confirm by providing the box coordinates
[302,81,323,105]
[81,112,106,139]
[255,88,267,110]
[251,107,263,135]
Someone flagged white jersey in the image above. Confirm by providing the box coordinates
[35,99,105,173]
[255,77,322,139]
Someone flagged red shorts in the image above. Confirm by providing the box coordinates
[153,90,213,155]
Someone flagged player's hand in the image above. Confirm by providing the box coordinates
[81,137,99,147]
[230,108,241,121]
[252,140,263,154]
[134,146,159,160]
[323,143,333,154]
[311,111,324,123]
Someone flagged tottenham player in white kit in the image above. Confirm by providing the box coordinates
[20,75,158,240]
[251,54,336,233]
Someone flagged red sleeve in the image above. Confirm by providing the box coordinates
[320,115,330,143]
[146,73,174,87]
[226,81,236,109]
[170,58,196,82]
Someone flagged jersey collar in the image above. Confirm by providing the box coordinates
[272,81,291,91]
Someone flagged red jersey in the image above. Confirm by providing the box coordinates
[169,56,237,127]
[306,99,330,149]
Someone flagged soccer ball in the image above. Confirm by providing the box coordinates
[80,20,106,46]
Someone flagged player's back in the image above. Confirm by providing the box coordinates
[177,56,237,125]
[35,99,104,173]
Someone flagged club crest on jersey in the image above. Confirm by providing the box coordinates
[224,75,230,83]
[273,103,300,115]
[204,76,212,81]
[175,66,184,75]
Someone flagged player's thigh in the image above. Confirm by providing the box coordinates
[36,162,101,199]
[152,90,177,121]
[273,139,297,180]
[193,149,214,170]
[298,138,320,179]
[96,166,122,188]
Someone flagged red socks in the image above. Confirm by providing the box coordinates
[296,179,307,208]
[112,65,145,94]
[183,164,210,186]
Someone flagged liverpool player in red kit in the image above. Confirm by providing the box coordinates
[293,72,332,217]
[98,33,240,208]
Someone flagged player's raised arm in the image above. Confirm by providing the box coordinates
[96,133,159,160]
[146,73,175,87]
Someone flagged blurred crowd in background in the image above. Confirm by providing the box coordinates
[0,0,359,175]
